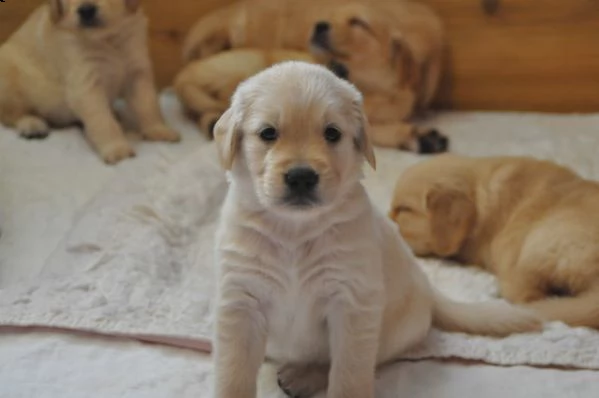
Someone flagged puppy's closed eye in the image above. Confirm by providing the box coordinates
[348,17,371,31]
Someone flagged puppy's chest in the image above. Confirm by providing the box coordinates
[265,264,331,363]
[79,47,133,100]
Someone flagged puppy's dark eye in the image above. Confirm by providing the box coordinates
[259,127,278,142]
[324,126,342,143]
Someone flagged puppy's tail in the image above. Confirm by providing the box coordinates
[432,289,543,336]
[524,283,599,330]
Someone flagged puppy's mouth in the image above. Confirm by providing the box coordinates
[281,193,321,209]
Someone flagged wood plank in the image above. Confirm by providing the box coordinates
[418,0,599,112]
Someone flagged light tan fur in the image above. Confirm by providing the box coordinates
[0,0,179,164]
[212,63,541,398]
[390,154,599,330]
[180,0,448,153]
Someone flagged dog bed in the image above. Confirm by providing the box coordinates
[1,93,598,397]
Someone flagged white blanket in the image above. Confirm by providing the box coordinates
[1,108,599,374]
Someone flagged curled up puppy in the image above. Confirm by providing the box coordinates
[212,62,542,398]
[0,0,180,164]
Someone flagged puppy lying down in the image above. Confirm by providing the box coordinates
[212,62,541,398]
[0,0,179,164]
[175,48,448,154]
[390,154,599,330]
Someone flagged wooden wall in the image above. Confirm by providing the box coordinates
[2,0,599,112]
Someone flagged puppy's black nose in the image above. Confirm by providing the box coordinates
[78,3,98,24]
[314,21,330,35]
[285,167,319,194]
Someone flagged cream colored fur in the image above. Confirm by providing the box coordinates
[390,154,599,330]
[0,0,179,164]
[211,62,541,398]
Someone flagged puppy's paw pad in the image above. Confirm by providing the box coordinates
[417,128,449,154]
[16,117,50,140]
[99,141,135,165]
[143,124,181,142]
[277,364,328,398]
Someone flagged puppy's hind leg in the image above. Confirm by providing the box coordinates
[0,95,50,140]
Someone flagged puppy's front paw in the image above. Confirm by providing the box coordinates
[142,124,181,142]
[16,116,50,140]
[277,363,329,398]
[99,140,135,165]
[417,128,449,154]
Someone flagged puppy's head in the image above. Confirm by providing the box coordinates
[389,156,476,257]
[309,3,419,92]
[49,0,140,31]
[214,61,375,216]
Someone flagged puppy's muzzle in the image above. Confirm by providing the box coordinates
[78,3,100,27]
[283,167,320,207]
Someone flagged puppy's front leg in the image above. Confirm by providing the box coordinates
[69,89,134,164]
[213,280,268,398]
[327,300,381,398]
[125,70,180,142]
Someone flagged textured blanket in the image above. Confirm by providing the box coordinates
[1,111,599,371]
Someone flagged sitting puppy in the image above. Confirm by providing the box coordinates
[181,0,449,154]
[0,0,180,164]
[389,154,599,330]
[212,62,540,398]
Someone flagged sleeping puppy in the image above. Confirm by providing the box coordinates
[174,49,328,139]
[389,154,599,330]
[212,62,541,398]
[0,0,180,164]
[174,48,447,153]
[181,0,448,154]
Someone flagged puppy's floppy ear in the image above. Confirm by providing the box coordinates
[391,32,420,90]
[213,108,241,170]
[426,185,476,257]
[48,0,64,23]
[354,101,376,170]
[125,0,141,13]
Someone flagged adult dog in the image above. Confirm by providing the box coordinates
[212,63,540,398]
[390,154,599,330]
[180,0,448,153]
[0,0,179,164]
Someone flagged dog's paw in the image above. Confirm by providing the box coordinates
[417,128,449,154]
[99,140,135,165]
[16,116,50,140]
[277,363,329,398]
[142,124,181,142]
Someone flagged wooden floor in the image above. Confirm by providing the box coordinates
[1,0,598,112]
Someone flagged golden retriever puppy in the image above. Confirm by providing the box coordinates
[389,154,599,330]
[181,0,448,154]
[174,49,321,138]
[0,0,180,164]
[212,62,540,398]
